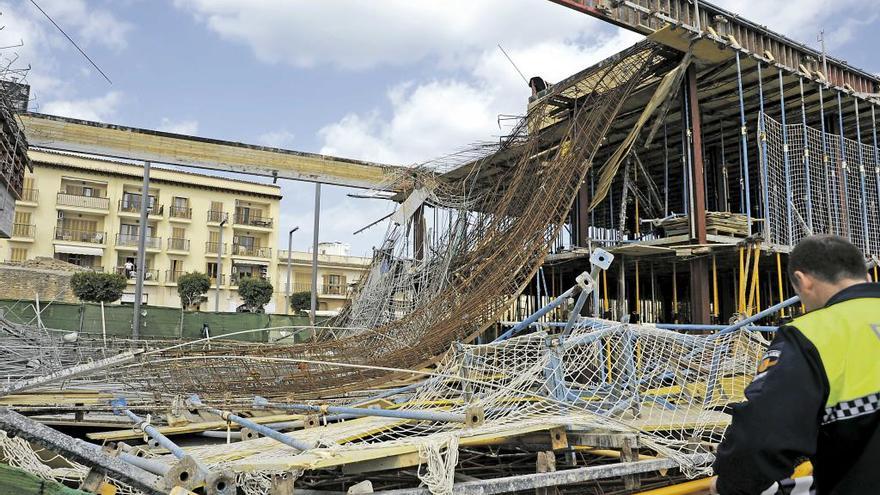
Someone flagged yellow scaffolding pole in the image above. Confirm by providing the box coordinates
[672,262,678,323]
[711,255,719,320]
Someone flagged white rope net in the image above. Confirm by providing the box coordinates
[762,113,880,253]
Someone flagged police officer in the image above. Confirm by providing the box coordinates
[712,234,879,494]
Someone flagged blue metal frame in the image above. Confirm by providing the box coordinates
[873,105,880,254]
[799,78,814,232]
[757,63,771,240]
[187,395,314,452]
[779,70,793,245]
[837,92,851,239]
[735,52,752,234]
[111,398,186,460]
[818,84,837,235]
[854,99,871,251]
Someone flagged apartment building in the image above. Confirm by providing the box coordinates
[2,149,370,313]
[276,241,372,315]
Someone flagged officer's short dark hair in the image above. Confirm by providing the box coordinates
[787,235,867,286]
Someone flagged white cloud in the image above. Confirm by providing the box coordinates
[257,129,296,148]
[173,0,607,70]
[710,0,873,49]
[318,31,641,165]
[40,91,122,122]
[0,1,132,107]
[158,117,199,135]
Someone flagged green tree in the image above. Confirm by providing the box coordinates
[177,272,211,309]
[238,277,273,313]
[176,271,212,337]
[289,291,311,314]
[70,271,127,303]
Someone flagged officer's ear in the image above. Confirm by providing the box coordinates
[791,270,812,293]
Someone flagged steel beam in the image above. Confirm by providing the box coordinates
[685,66,711,324]
[0,407,164,494]
[373,453,714,494]
[18,113,400,190]
[545,0,878,93]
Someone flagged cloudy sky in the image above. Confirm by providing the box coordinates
[1,0,878,255]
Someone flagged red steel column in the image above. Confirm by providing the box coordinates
[686,66,711,323]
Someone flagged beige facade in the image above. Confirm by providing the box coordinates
[2,150,371,313]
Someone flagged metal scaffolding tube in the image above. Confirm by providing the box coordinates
[838,92,851,239]
[779,70,793,245]
[187,395,315,452]
[799,78,814,232]
[873,105,880,254]
[495,286,579,341]
[757,63,771,240]
[735,52,752,234]
[854,99,870,252]
[118,407,185,460]
[254,396,466,423]
[818,84,837,235]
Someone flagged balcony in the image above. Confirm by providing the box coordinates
[118,200,164,216]
[116,267,160,283]
[322,284,348,296]
[12,223,35,239]
[18,188,38,204]
[208,274,225,286]
[233,214,273,229]
[205,242,227,255]
[230,274,269,286]
[116,233,161,250]
[169,205,192,220]
[207,210,227,223]
[55,228,107,244]
[167,238,191,252]
[231,244,272,258]
[165,270,185,284]
[56,192,109,211]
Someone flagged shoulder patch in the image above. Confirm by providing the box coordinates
[756,349,781,374]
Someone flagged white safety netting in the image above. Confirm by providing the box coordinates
[762,114,880,253]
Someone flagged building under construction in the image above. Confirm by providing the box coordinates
[0,1,878,494]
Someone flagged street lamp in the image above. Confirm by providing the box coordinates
[286,226,300,315]
[214,215,228,312]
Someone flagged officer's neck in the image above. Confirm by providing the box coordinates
[814,277,866,309]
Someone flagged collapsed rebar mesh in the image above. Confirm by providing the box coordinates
[76,40,670,402]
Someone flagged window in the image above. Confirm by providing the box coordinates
[234,235,256,248]
[172,227,186,239]
[206,262,220,279]
[10,248,27,262]
[173,197,188,208]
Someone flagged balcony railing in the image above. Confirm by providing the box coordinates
[169,205,192,219]
[56,192,109,210]
[208,274,225,286]
[322,284,348,296]
[230,274,269,286]
[165,270,185,283]
[207,210,227,223]
[55,228,106,244]
[233,214,273,228]
[12,223,35,238]
[116,267,160,282]
[167,238,191,251]
[205,242,226,254]
[19,188,38,202]
[119,200,164,216]
[116,233,161,249]
[231,244,271,258]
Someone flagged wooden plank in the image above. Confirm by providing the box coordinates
[87,413,305,441]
